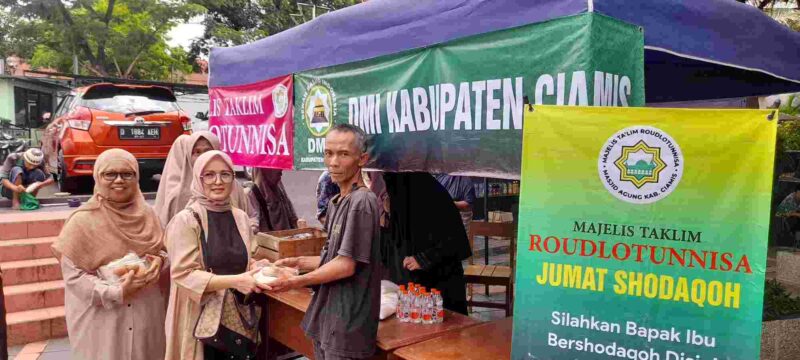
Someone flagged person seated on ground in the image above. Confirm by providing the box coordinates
[246,167,306,233]
[0,148,54,209]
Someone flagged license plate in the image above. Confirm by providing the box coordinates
[119,127,160,140]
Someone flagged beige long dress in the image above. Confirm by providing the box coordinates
[52,149,167,360]
[164,202,253,360]
[61,256,166,360]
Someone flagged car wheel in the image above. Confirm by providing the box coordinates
[58,149,77,193]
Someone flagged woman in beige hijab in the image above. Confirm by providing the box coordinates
[164,150,266,360]
[155,131,255,228]
[52,149,167,360]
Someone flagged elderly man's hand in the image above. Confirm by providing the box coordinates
[266,276,302,293]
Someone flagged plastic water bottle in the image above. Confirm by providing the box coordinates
[396,285,406,322]
[430,289,439,323]
[410,290,422,324]
[422,291,434,324]
[404,289,413,322]
[434,290,444,324]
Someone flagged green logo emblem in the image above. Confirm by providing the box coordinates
[614,140,667,189]
[302,80,336,137]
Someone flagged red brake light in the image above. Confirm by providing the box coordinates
[74,161,94,171]
[180,115,192,132]
[67,107,92,131]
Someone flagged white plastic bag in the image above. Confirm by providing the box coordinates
[380,280,400,320]
[98,252,148,283]
[253,264,298,285]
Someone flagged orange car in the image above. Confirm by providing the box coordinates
[41,83,191,192]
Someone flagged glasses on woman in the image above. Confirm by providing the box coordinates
[101,171,136,181]
[202,171,234,185]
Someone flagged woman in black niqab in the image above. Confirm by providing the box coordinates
[382,172,472,315]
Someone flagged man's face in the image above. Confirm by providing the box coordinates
[23,160,37,171]
[324,130,367,187]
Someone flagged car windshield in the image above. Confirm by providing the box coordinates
[81,86,180,115]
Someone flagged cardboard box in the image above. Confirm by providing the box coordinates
[253,227,327,261]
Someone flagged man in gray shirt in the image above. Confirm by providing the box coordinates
[272,124,381,359]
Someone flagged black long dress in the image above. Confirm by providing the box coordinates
[382,172,472,315]
[203,210,249,360]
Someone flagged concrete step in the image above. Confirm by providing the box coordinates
[6,306,67,346]
[0,209,71,241]
[1,258,61,286]
[4,280,65,313]
[0,236,57,262]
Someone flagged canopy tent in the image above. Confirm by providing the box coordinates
[209,0,800,102]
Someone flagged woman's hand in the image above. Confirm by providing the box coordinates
[120,270,145,301]
[232,268,263,295]
[140,254,163,286]
[403,256,422,271]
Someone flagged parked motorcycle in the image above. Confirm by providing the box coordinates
[0,132,29,164]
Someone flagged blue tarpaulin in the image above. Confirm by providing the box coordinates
[209,0,800,102]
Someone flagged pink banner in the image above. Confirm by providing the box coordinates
[208,75,293,169]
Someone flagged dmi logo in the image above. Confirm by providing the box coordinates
[302,79,336,137]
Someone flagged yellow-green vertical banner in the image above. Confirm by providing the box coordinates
[512,106,776,359]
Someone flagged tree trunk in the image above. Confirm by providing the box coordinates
[52,0,108,76]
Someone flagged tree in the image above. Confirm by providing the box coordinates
[738,0,800,31]
[188,0,361,64]
[0,7,43,59]
[0,0,204,80]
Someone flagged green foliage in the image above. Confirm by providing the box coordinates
[778,120,800,152]
[781,94,800,116]
[763,279,800,321]
[189,0,361,64]
[0,8,43,59]
[776,94,800,162]
[776,119,800,167]
[1,0,203,81]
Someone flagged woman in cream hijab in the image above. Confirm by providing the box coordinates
[154,131,255,229]
[164,150,266,360]
[52,149,167,360]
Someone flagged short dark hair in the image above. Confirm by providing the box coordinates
[329,123,367,153]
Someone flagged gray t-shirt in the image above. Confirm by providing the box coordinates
[301,186,382,358]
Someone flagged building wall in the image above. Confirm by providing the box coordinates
[0,79,14,123]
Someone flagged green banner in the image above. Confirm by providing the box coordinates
[512,106,776,359]
[293,13,644,177]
